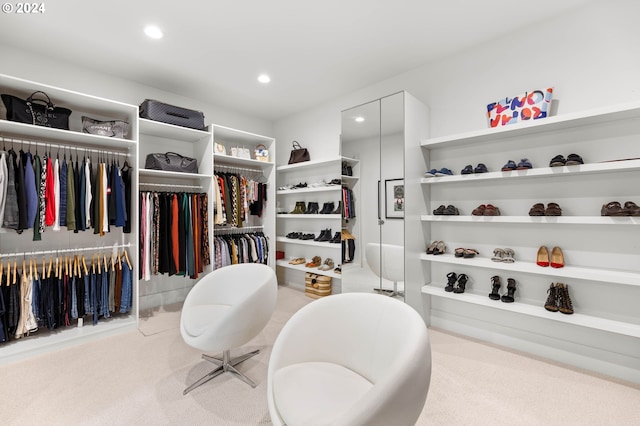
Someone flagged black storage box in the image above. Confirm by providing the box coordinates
[139,99,205,130]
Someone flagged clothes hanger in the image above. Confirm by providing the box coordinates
[123,249,132,270]
[12,259,17,284]
[5,259,11,286]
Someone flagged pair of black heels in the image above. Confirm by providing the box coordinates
[445,272,468,293]
[488,276,517,303]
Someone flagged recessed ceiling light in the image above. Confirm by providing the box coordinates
[355,116,365,123]
[258,74,271,84]
[144,25,163,39]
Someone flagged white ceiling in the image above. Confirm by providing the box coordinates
[0,0,592,121]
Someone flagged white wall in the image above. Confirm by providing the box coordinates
[0,44,273,136]
[274,1,640,150]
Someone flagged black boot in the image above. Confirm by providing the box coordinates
[320,202,335,214]
[330,232,341,243]
[305,202,319,214]
[488,276,501,300]
[332,201,342,215]
[318,228,332,242]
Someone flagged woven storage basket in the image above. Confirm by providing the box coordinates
[304,272,332,299]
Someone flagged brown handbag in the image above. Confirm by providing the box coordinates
[288,140,310,164]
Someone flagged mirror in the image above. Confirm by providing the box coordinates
[340,92,405,300]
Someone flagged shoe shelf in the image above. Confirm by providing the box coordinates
[419,253,640,287]
[420,285,640,339]
[341,175,359,184]
[276,236,340,248]
[276,158,341,172]
[276,259,342,279]
[421,215,640,225]
[420,159,640,184]
[277,186,341,195]
[277,214,342,220]
[421,101,640,149]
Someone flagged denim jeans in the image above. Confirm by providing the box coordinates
[120,262,132,314]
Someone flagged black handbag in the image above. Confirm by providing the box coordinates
[1,91,72,130]
[288,140,311,164]
[145,152,199,174]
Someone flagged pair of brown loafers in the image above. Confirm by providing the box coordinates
[529,202,562,216]
[472,204,500,216]
[601,201,640,216]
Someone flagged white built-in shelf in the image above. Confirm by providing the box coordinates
[341,175,359,183]
[276,260,342,279]
[421,101,640,148]
[214,153,274,168]
[138,118,210,141]
[0,119,134,148]
[277,214,342,220]
[138,169,211,181]
[276,158,340,172]
[420,159,640,184]
[276,236,340,248]
[419,253,640,286]
[341,156,359,164]
[421,215,640,225]
[421,285,640,338]
[277,186,342,195]
[213,124,274,145]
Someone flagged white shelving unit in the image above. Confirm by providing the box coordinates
[340,156,359,267]
[137,118,213,311]
[419,101,640,383]
[276,158,342,293]
[212,125,276,269]
[0,73,139,362]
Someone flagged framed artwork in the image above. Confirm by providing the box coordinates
[385,178,404,219]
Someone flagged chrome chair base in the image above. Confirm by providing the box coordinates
[183,348,260,395]
[373,280,404,298]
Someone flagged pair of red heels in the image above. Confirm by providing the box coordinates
[537,246,564,268]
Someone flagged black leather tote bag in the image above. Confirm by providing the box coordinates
[145,152,199,173]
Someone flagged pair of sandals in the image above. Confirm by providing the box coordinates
[492,248,515,263]
[305,256,322,268]
[433,205,459,215]
[601,201,640,216]
[425,168,453,177]
[550,153,583,167]
[461,163,488,174]
[289,257,306,265]
[445,272,468,293]
[318,258,335,271]
[502,158,532,171]
[454,248,479,259]
[529,202,562,216]
[472,204,501,216]
[426,240,446,255]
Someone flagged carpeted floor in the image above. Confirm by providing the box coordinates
[2,285,639,425]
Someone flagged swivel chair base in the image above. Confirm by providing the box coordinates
[373,280,404,298]
[183,348,260,395]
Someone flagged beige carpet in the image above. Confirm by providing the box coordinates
[2,285,639,426]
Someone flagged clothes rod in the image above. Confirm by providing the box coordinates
[214,164,263,174]
[0,243,131,259]
[214,225,264,233]
[0,136,131,157]
[139,183,204,190]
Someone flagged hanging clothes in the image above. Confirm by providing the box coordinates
[213,231,269,270]
[138,190,210,280]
